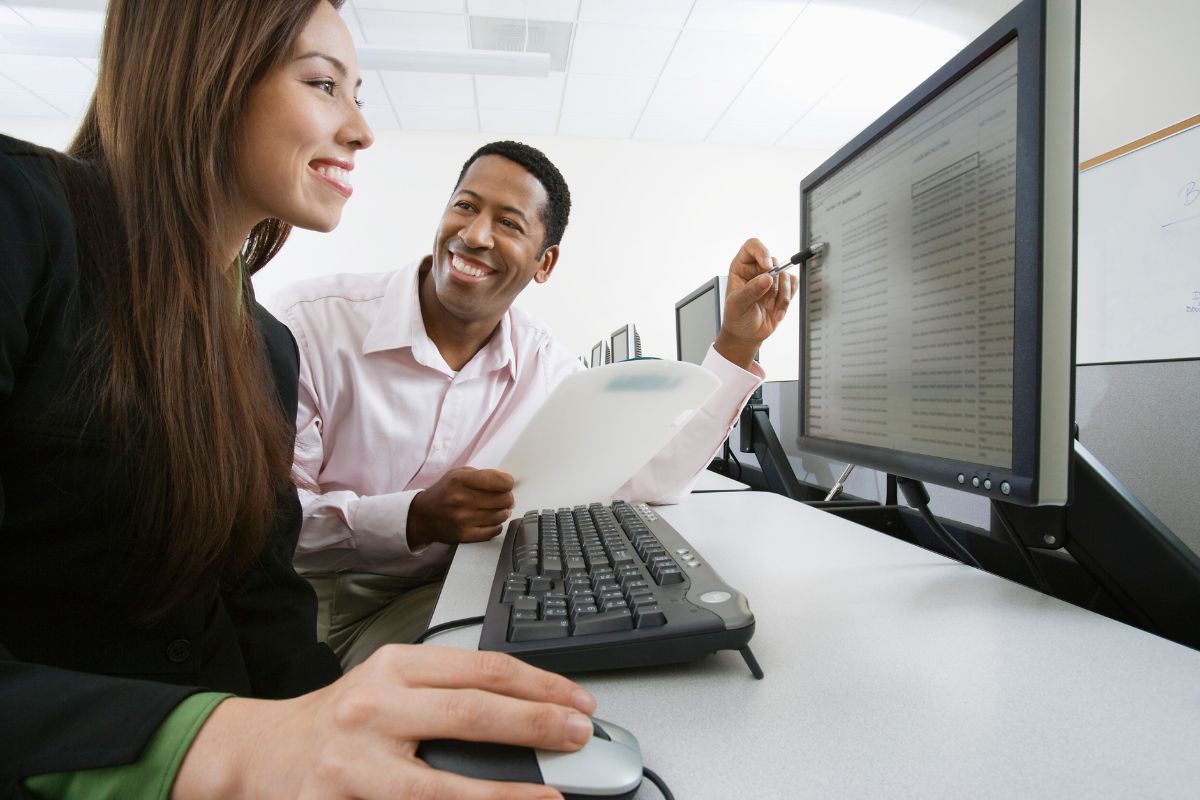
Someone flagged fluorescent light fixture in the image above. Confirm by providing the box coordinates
[0,25,550,76]
[357,46,549,76]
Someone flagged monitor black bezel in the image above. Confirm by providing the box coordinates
[610,324,632,363]
[590,340,606,367]
[797,0,1052,506]
[675,277,723,364]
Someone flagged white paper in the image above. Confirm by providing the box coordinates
[498,359,721,515]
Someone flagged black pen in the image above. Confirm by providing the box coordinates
[767,241,827,275]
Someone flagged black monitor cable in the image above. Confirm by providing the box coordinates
[896,477,982,569]
[723,439,742,481]
[410,616,485,645]
[991,500,1052,594]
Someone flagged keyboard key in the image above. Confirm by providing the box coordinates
[509,618,570,642]
[634,606,667,628]
[572,609,633,636]
[655,567,684,585]
[512,596,539,615]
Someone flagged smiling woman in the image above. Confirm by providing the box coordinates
[0,1,598,798]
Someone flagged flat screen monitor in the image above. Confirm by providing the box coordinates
[590,340,609,367]
[610,324,641,363]
[796,0,1077,507]
[675,277,724,365]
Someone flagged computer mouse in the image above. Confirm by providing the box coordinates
[416,718,643,800]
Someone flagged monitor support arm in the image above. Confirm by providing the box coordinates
[738,399,806,501]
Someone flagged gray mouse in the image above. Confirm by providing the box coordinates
[416,718,643,799]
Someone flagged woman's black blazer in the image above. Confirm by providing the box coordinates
[0,134,341,791]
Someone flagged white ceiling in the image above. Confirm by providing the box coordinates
[0,0,1018,148]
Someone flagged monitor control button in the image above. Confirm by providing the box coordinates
[1000,481,1011,496]
[957,474,966,484]
[983,479,993,490]
[700,591,731,604]
[971,476,981,488]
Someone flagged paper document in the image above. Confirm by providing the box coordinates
[498,359,720,515]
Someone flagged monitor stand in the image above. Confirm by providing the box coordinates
[734,392,857,504]
[998,440,1200,651]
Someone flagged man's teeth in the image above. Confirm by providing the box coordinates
[315,164,351,187]
[452,254,489,278]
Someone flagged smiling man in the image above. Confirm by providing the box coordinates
[271,141,796,667]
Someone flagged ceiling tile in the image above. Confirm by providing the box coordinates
[0,6,27,25]
[467,0,580,23]
[0,86,62,116]
[557,111,638,139]
[707,119,791,147]
[633,114,712,144]
[809,0,925,16]
[340,4,369,46]
[356,8,469,48]
[723,75,836,125]
[399,105,478,131]
[568,22,677,76]
[478,107,558,135]
[0,54,96,93]
[561,73,655,118]
[381,70,475,107]
[75,57,98,74]
[908,0,1016,38]
[659,27,777,83]
[356,70,398,128]
[687,0,805,35]
[475,71,565,112]
[361,101,400,130]
[5,3,105,30]
[578,0,693,28]
[354,1,469,12]
[643,77,742,119]
[36,89,90,117]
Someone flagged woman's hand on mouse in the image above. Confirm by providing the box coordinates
[173,644,597,799]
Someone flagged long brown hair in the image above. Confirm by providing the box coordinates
[64,0,343,618]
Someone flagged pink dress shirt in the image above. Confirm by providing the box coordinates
[270,262,764,579]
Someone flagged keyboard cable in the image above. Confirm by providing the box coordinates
[410,616,485,645]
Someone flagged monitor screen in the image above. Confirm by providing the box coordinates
[612,329,629,363]
[675,279,722,365]
[797,0,1076,506]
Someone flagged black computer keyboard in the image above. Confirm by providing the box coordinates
[479,500,759,675]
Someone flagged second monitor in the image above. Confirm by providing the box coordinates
[610,324,642,363]
[675,276,725,365]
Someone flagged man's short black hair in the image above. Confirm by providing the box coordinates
[455,140,571,252]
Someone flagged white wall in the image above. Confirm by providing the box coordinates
[252,131,827,379]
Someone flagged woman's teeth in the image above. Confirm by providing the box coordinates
[316,164,351,187]
[452,254,489,277]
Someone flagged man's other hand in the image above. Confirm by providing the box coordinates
[407,467,516,548]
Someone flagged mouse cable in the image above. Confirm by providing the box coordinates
[642,767,675,800]
[895,477,982,570]
[410,615,485,645]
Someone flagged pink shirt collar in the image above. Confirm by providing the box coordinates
[361,260,517,382]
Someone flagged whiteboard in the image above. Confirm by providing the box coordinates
[1077,119,1200,364]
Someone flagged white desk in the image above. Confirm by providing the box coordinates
[690,469,749,492]
[430,492,1200,798]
